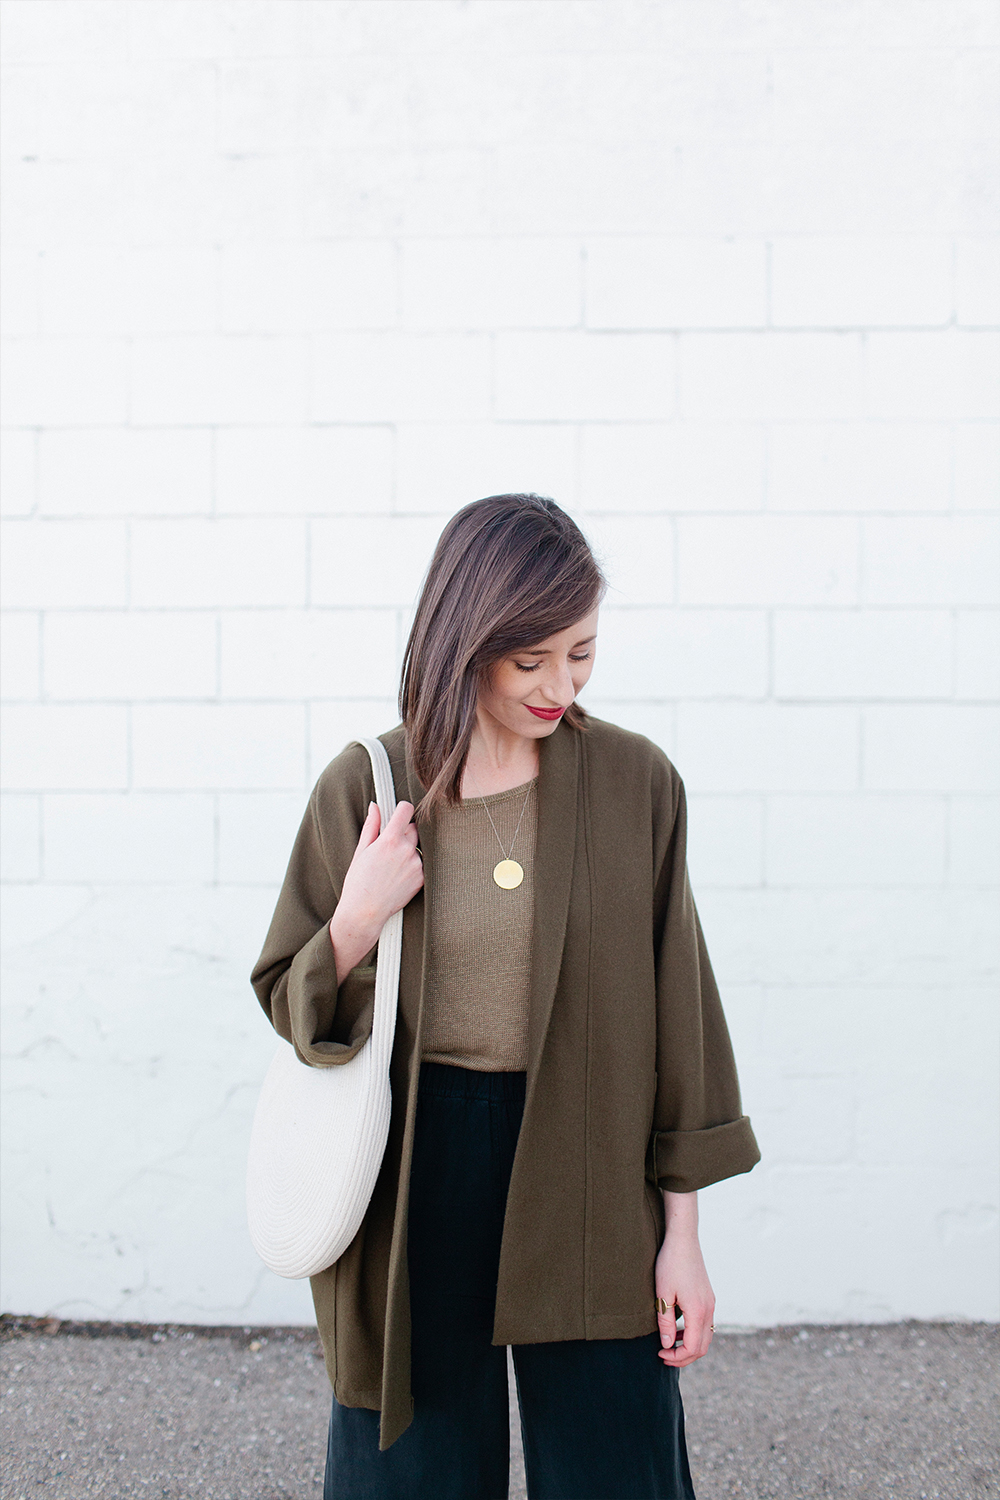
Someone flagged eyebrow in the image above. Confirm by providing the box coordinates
[519,635,597,656]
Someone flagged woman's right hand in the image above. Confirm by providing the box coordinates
[328,801,424,984]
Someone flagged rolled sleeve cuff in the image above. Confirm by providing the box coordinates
[649,1116,761,1194]
[287,923,377,1068]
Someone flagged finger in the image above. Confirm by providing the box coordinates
[655,1296,677,1352]
[658,1323,695,1367]
[385,800,416,835]
[680,1310,710,1359]
[693,1301,716,1357]
[355,801,381,850]
[659,1345,699,1368]
[658,1309,712,1365]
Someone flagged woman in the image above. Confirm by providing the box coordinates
[251,493,760,1500]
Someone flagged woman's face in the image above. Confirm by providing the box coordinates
[478,608,599,741]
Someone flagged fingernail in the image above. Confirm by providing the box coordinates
[368,801,376,814]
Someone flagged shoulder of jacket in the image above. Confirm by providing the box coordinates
[581,714,681,788]
[310,725,405,809]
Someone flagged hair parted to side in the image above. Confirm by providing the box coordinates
[400,493,606,816]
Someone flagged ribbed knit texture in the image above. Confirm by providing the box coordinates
[422,777,537,1072]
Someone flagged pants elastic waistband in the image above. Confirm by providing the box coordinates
[417,1060,527,1104]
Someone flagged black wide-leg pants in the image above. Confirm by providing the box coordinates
[324,1062,696,1500]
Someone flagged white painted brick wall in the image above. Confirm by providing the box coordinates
[579,423,767,512]
[130,518,307,608]
[219,609,398,701]
[770,236,954,327]
[396,421,577,512]
[313,331,492,422]
[38,427,214,515]
[403,238,581,330]
[767,423,952,512]
[43,793,216,883]
[44,611,217,699]
[1,0,997,1333]
[496,331,677,421]
[1,518,128,606]
[0,794,40,881]
[2,704,130,790]
[956,425,1000,509]
[131,703,306,791]
[585,238,767,328]
[772,611,954,699]
[950,796,1000,885]
[863,515,1000,605]
[216,424,395,516]
[677,514,859,604]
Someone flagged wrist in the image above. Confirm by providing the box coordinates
[330,902,380,950]
[328,906,381,984]
[661,1220,701,1248]
[661,1188,700,1240]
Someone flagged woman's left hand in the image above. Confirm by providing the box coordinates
[654,1192,716,1368]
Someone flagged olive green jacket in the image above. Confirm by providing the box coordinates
[250,716,760,1449]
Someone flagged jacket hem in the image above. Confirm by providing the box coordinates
[586,1309,660,1341]
[494,1308,658,1346]
[332,1382,381,1412]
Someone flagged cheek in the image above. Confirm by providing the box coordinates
[573,658,595,691]
[489,664,529,705]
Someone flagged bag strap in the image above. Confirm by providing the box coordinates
[353,738,403,1067]
[357,734,398,825]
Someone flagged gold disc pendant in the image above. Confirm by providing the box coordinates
[493,859,524,889]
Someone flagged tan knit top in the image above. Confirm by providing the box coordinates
[421,776,537,1072]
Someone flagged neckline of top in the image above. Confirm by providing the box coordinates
[456,775,539,808]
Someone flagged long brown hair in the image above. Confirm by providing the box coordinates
[400,494,606,815]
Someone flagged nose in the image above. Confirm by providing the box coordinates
[548,658,575,705]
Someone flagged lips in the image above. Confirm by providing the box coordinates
[526,705,565,720]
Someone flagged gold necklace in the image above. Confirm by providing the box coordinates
[480,780,534,890]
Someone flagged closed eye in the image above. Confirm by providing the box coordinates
[514,652,592,673]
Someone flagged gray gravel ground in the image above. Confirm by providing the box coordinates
[679,1322,997,1498]
[1,1318,996,1499]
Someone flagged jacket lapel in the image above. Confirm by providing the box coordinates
[525,719,580,1084]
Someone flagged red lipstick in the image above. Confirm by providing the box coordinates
[526,705,565,720]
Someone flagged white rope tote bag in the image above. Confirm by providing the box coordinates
[246,737,403,1280]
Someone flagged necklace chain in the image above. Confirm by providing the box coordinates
[480,780,534,864]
